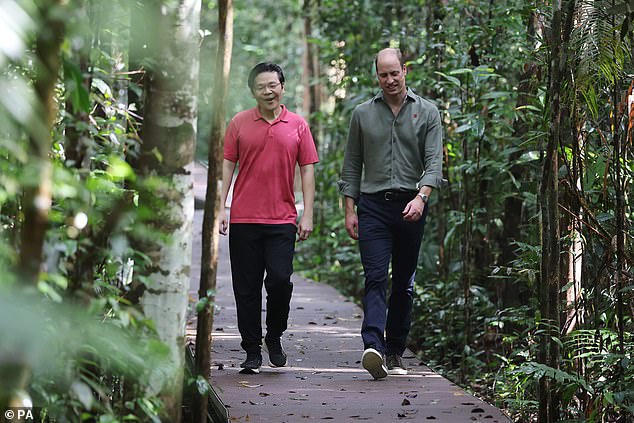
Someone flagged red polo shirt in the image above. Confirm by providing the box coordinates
[224,105,319,225]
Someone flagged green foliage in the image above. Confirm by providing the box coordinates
[1,288,168,422]
[0,1,185,420]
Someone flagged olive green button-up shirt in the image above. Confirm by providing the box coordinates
[338,88,445,201]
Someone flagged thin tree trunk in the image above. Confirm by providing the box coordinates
[133,1,201,420]
[194,0,233,421]
[613,78,626,359]
[500,10,542,308]
[437,146,450,281]
[538,0,575,420]
[302,0,320,137]
[426,0,451,281]
[460,80,473,384]
[18,0,66,284]
[302,0,327,265]
[474,134,492,293]
[10,0,66,413]
[563,111,584,336]
[538,0,562,419]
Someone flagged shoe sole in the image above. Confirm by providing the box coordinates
[387,367,408,375]
[362,349,388,380]
[239,367,260,374]
[268,358,287,367]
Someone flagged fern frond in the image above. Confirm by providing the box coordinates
[571,0,631,88]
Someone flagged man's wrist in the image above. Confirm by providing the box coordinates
[416,193,429,203]
[344,196,357,212]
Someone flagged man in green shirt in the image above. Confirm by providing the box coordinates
[338,48,444,379]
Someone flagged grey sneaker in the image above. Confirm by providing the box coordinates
[386,354,408,375]
[265,338,288,367]
[361,348,388,380]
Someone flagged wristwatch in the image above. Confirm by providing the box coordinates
[416,193,429,203]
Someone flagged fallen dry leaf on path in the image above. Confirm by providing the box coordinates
[237,381,263,388]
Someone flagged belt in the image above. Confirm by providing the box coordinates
[364,190,418,201]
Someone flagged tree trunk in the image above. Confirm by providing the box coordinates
[302,0,321,139]
[562,110,584,336]
[10,0,66,413]
[474,134,492,293]
[538,0,575,420]
[437,147,450,281]
[500,11,543,308]
[426,0,451,281]
[194,0,233,421]
[613,74,626,359]
[132,1,201,420]
[18,0,66,284]
[460,81,473,383]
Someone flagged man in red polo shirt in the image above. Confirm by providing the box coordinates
[219,62,318,374]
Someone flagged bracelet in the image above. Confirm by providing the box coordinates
[417,193,429,203]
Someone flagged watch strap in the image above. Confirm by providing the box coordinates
[417,193,428,203]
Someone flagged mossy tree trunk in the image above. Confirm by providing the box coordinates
[131,0,201,420]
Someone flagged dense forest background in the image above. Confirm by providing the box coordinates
[0,0,632,422]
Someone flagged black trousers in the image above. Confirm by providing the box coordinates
[229,223,296,354]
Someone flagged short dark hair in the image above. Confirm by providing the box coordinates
[248,62,285,92]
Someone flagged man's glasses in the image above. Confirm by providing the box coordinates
[254,82,282,93]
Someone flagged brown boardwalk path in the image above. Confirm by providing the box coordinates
[188,163,511,422]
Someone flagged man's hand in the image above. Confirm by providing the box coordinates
[297,214,313,241]
[219,208,229,235]
[345,210,359,240]
[344,196,359,240]
[402,196,426,222]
